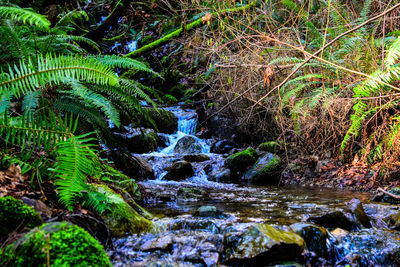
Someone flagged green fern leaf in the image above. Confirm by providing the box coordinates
[0,6,50,29]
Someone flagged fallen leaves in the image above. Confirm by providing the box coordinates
[202,13,212,24]
[264,66,274,86]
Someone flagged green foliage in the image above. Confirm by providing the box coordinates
[0,6,50,29]
[0,222,111,267]
[0,196,43,236]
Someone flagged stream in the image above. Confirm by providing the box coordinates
[109,106,400,266]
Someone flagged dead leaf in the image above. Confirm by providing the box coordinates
[264,67,274,86]
[202,13,212,24]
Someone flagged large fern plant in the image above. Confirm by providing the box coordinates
[0,4,159,210]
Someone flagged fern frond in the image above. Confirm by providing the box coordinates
[0,6,50,29]
[90,55,161,78]
[0,90,12,114]
[55,10,88,27]
[385,37,400,68]
[0,54,119,97]
[53,132,97,210]
[65,80,120,127]
[22,91,39,114]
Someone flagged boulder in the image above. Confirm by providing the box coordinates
[210,140,236,154]
[21,197,52,218]
[0,196,43,237]
[243,153,281,184]
[194,206,225,219]
[140,235,173,252]
[164,161,194,181]
[346,198,372,228]
[258,141,281,153]
[108,151,154,180]
[307,211,356,231]
[93,184,153,237]
[138,108,178,134]
[223,224,305,265]
[208,168,233,183]
[174,136,202,154]
[192,221,220,234]
[290,223,328,257]
[0,222,111,266]
[225,147,258,172]
[115,128,158,153]
[183,154,210,162]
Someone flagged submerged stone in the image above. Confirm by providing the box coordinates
[194,206,225,219]
[225,147,258,172]
[0,196,43,237]
[177,187,208,201]
[290,223,328,257]
[244,153,281,184]
[164,161,194,181]
[0,221,111,266]
[224,224,305,265]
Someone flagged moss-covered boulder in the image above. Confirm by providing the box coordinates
[258,141,281,153]
[224,224,305,265]
[244,153,281,184]
[115,129,159,153]
[225,147,258,172]
[0,196,43,237]
[141,108,178,134]
[94,185,153,237]
[0,222,111,267]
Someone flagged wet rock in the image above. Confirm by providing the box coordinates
[0,222,111,266]
[223,224,305,265]
[158,193,175,202]
[208,168,233,183]
[164,161,194,181]
[140,235,173,252]
[183,154,210,162]
[346,198,372,228]
[21,197,52,218]
[93,184,153,237]
[194,206,225,219]
[330,228,349,242]
[307,211,356,231]
[193,221,220,234]
[243,153,281,184]
[0,196,43,237]
[177,188,209,201]
[115,128,158,153]
[335,228,400,266]
[108,151,154,180]
[258,141,281,153]
[157,133,169,148]
[174,136,203,154]
[139,108,178,134]
[290,223,328,257]
[383,211,400,231]
[225,147,258,172]
[210,140,236,154]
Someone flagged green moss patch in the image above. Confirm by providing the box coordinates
[225,148,258,172]
[0,196,43,237]
[0,221,111,267]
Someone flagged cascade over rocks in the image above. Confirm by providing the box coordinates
[223,224,305,265]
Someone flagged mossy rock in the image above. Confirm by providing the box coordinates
[258,141,281,153]
[142,108,178,134]
[94,184,154,237]
[224,224,305,265]
[244,153,281,184]
[225,147,258,172]
[0,196,43,237]
[0,221,111,267]
[123,129,159,154]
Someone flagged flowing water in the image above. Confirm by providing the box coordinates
[109,106,400,266]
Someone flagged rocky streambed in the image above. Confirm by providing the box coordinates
[106,106,400,266]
